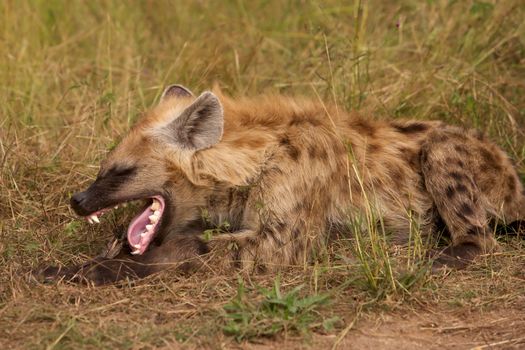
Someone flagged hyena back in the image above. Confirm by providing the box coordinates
[40,84,525,284]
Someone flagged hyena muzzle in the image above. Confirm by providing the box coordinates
[37,84,525,285]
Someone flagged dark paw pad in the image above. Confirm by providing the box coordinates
[431,243,481,271]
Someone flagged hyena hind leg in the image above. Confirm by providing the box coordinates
[420,130,498,269]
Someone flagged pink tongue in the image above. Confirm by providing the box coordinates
[126,196,165,255]
[127,206,153,247]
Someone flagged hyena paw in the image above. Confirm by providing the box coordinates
[431,243,482,271]
[32,265,75,284]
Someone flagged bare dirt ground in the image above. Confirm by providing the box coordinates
[243,308,525,350]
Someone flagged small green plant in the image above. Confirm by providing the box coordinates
[200,208,232,241]
[222,277,335,341]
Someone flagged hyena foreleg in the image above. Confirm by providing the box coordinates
[39,235,210,285]
[38,230,274,285]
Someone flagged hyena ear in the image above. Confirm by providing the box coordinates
[168,91,224,150]
[160,84,194,102]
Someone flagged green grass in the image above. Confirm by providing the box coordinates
[222,277,334,341]
[1,0,525,348]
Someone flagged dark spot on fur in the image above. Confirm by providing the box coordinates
[393,122,429,134]
[480,148,501,170]
[292,227,301,240]
[420,149,429,166]
[307,145,317,159]
[446,185,456,199]
[289,113,321,127]
[349,119,375,137]
[459,202,474,217]
[279,135,301,161]
[449,171,465,182]
[292,202,304,214]
[389,165,405,183]
[507,175,516,191]
[456,183,468,193]
[275,221,287,232]
[431,133,449,143]
[504,194,513,203]
[406,150,420,169]
[368,143,381,153]
[454,144,470,155]
[307,144,328,160]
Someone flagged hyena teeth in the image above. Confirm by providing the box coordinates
[151,200,160,211]
[148,215,158,223]
[114,205,119,209]
[153,210,161,217]
[145,224,153,231]
[131,249,141,255]
[87,217,94,224]
[90,215,100,224]
[140,231,147,238]
[132,243,141,248]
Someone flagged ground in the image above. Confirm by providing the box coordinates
[1,1,524,349]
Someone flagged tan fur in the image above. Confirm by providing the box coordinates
[128,89,522,268]
[42,88,525,284]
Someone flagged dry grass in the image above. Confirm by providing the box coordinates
[1,0,525,349]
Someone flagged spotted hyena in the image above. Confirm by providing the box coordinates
[39,84,525,285]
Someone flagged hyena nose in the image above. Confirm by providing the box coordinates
[70,191,88,215]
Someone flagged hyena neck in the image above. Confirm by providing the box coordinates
[184,135,273,187]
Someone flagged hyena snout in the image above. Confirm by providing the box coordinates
[70,191,91,216]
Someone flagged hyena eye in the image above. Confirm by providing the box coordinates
[100,165,137,179]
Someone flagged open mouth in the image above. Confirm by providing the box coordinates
[82,195,165,255]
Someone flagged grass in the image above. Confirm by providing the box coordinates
[222,277,334,341]
[1,0,525,348]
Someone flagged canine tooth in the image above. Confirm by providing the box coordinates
[148,215,158,223]
[151,201,160,211]
[145,224,153,231]
[87,217,94,224]
[90,215,100,223]
[131,249,141,255]
[132,243,141,248]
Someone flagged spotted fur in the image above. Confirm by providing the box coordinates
[40,86,525,284]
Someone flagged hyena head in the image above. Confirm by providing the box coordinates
[70,84,224,255]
